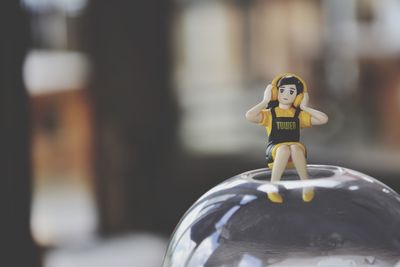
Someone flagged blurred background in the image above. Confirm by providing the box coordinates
[2,0,400,266]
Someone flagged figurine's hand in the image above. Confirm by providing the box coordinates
[300,92,309,110]
[263,84,272,102]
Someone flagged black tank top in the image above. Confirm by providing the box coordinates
[267,107,301,146]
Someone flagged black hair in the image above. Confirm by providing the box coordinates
[276,75,304,95]
[266,75,304,109]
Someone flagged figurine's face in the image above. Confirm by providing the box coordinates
[278,84,297,105]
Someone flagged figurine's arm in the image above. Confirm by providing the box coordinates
[245,84,272,123]
[300,93,328,125]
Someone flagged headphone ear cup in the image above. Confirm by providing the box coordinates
[293,93,303,107]
[271,85,278,100]
[271,74,283,101]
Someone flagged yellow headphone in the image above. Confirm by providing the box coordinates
[271,72,308,108]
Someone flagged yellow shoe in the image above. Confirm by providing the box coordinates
[302,188,315,202]
[267,192,283,203]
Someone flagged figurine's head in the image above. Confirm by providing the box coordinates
[270,73,307,108]
[277,76,304,105]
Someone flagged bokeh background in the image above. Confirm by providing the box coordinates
[2,0,400,266]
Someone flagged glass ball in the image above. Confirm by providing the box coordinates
[163,165,400,267]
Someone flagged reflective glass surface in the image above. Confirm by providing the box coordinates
[163,165,400,267]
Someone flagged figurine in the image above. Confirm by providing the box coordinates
[246,73,328,203]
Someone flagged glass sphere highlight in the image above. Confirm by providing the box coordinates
[163,165,400,267]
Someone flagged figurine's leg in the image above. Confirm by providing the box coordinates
[271,145,291,182]
[290,144,309,180]
[290,144,314,202]
[268,145,290,203]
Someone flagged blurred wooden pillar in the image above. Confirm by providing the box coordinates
[85,0,178,234]
[0,1,40,266]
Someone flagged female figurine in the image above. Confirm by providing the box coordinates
[246,73,328,203]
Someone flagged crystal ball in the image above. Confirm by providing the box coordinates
[163,165,400,267]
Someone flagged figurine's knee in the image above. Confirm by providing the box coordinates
[290,144,304,156]
[276,144,290,156]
